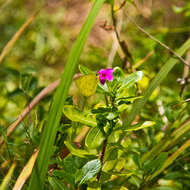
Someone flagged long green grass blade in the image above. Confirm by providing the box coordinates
[0,163,16,190]
[142,119,190,163]
[149,138,190,180]
[123,38,190,129]
[28,0,105,189]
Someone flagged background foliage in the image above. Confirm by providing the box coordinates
[0,0,190,190]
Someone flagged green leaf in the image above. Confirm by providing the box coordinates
[64,141,92,158]
[79,65,94,75]
[102,147,118,171]
[164,172,184,180]
[78,159,101,185]
[74,156,88,169]
[63,105,97,127]
[87,182,101,190]
[52,170,75,185]
[49,177,69,190]
[63,155,78,173]
[119,71,143,91]
[125,121,155,132]
[128,175,141,188]
[153,152,168,170]
[144,152,168,174]
[28,1,105,189]
[85,127,105,148]
[123,38,190,129]
[172,5,184,14]
[113,67,125,79]
[132,154,141,169]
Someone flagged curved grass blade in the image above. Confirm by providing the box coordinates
[149,138,190,180]
[0,162,16,190]
[123,38,190,129]
[0,7,43,64]
[28,0,105,189]
[142,119,190,162]
[13,150,39,190]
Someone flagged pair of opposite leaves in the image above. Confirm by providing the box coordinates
[75,74,98,97]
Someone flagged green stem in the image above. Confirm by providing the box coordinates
[105,94,109,106]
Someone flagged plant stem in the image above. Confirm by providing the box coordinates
[105,94,109,106]
[124,12,190,68]
[111,1,133,70]
[97,139,108,181]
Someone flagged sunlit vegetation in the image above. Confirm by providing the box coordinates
[1,0,190,190]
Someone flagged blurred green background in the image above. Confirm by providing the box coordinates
[0,0,190,188]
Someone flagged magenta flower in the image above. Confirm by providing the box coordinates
[98,68,114,85]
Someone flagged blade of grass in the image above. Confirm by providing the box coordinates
[0,6,44,64]
[13,150,39,190]
[125,12,190,68]
[0,162,16,190]
[149,138,190,180]
[142,118,190,162]
[28,0,105,189]
[123,38,190,129]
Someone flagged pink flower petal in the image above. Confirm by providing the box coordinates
[106,73,113,81]
[98,69,106,74]
[98,68,114,85]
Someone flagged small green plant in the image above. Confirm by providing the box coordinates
[51,66,156,189]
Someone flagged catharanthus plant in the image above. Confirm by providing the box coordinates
[98,68,114,85]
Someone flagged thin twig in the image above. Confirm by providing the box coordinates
[114,0,126,13]
[108,9,123,67]
[172,97,190,108]
[124,12,190,68]
[111,2,133,70]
